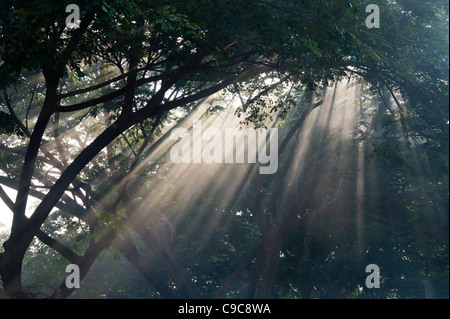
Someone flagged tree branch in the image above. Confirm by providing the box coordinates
[0,185,82,265]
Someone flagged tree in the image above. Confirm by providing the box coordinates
[0,0,448,298]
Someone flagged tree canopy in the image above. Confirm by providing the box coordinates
[0,0,448,299]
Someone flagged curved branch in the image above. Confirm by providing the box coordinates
[0,185,82,265]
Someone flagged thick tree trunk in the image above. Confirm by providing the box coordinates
[0,238,27,298]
